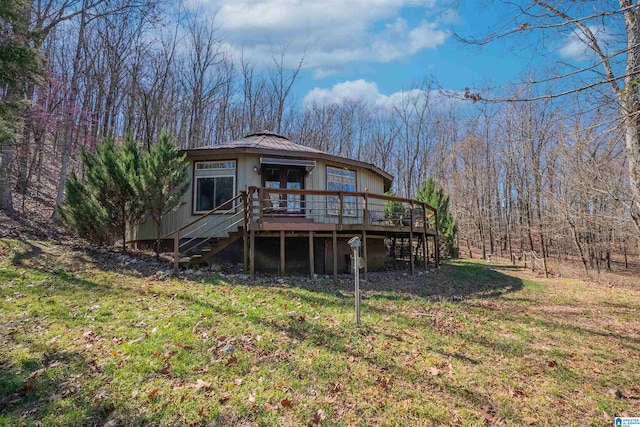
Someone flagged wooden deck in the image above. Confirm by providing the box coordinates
[245,186,439,278]
[166,187,439,279]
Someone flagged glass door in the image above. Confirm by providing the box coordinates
[285,169,303,212]
[262,166,305,214]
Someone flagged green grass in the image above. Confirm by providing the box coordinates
[1,239,639,426]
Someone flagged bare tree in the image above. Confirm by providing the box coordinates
[457,1,640,239]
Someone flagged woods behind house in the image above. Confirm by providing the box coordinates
[1,1,638,274]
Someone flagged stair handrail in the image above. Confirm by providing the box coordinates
[166,192,246,271]
[178,205,244,252]
[162,192,245,240]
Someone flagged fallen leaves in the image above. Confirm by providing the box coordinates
[147,388,160,399]
[225,355,237,367]
[309,408,326,425]
[376,375,393,391]
[280,397,294,408]
[193,379,211,390]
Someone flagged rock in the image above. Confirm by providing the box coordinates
[194,270,203,276]
[237,274,249,281]
[182,269,194,275]
[223,343,235,353]
[209,263,222,272]
[277,278,285,285]
[154,270,168,279]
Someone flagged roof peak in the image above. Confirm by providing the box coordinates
[245,130,288,139]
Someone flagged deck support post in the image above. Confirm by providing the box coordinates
[421,203,428,271]
[280,230,285,276]
[362,230,368,281]
[250,228,255,279]
[173,231,179,272]
[309,231,315,279]
[332,230,338,282]
[242,192,249,273]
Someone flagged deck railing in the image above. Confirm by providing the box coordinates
[164,187,438,271]
[246,186,437,232]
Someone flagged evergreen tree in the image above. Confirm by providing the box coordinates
[384,190,406,219]
[416,177,458,258]
[61,137,144,249]
[59,172,112,245]
[139,129,189,256]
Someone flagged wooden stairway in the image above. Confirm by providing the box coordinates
[183,228,243,265]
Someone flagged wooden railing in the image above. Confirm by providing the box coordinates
[163,192,247,271]
[164,187,439,271]
[246,186,437,231]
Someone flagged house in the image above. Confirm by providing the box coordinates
[132,130,438,278]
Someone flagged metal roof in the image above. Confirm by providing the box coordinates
[185,130,394,190]
[190,130,325,154]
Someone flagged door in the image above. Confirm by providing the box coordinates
[262,165,305,213]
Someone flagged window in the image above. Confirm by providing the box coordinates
[193,161,236,213]
[326,166,357,216]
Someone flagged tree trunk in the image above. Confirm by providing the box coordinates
[0,143,16,214]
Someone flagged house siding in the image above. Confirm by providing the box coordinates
[133,153,388,241]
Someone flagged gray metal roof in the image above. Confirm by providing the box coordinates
[192,130,325,154]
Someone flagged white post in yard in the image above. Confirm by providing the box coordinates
[348,236,362,327]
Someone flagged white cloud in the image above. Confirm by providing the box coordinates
[558,26,611,61]
[303,79,462,111]
[304,79,381,105]
[185,0,450,77]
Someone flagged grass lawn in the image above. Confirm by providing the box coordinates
[1,238,639,426]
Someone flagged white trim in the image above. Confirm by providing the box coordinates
[193,160,236,214]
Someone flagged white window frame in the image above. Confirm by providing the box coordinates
[326,166,357,217]
[193,160,236,214]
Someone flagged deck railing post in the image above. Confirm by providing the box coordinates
[363,192,368,228]
[338,192,344,229]
[409,202,415,275]
[258,188,264,226]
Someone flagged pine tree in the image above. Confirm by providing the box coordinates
[139,129,189,256]
[416,177,458,258]
[59,172,111,245]
[62,136,144,249]
[384,190,406,220]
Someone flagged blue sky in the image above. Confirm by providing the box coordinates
[185,0,598,108]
